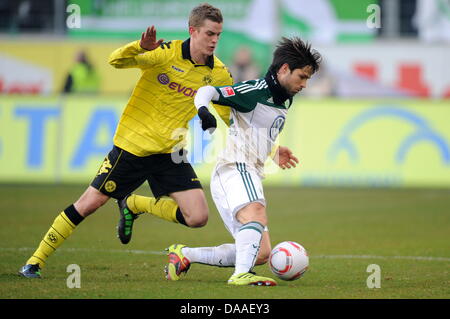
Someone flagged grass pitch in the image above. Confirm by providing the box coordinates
[0,184,449,299]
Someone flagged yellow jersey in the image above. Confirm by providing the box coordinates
[109,39,233,156]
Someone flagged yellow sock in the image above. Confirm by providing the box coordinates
[127,195,181,224]
[27,205,83,268]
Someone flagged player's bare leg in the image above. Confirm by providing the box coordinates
[236,205,272,264]
[163,189,209,280]
[227,202,277,286]
[19,186,109,278]
[169,188,209,227]
[256,231,271,265]
[165,230,271,280]
[74,186,110,217]
[117,188,208,244]
[165,201,273,282]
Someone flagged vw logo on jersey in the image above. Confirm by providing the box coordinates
[270,115,285,141]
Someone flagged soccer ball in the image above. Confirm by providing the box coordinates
[269,241,309,281]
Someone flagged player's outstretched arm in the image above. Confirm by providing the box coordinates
[108,25,164,69]
[272,146,299,170]
[139,26,164,51]
[194,86,221,133]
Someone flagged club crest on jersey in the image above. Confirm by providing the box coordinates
[47,232,58,243]
[220,86,235,97]
[203,75,212,85]
[270,115,285,141]
[105,180,117,193]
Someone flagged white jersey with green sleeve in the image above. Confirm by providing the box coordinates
[211,78,289,177]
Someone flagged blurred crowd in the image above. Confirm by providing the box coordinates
[0,0,449,98]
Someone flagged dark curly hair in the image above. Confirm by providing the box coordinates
[269,37,322,74]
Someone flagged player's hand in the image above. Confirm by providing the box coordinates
[140,26,164,51]
[273,146,299,169]
[198,106,217,133]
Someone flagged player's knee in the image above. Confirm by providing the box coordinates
[252,205,267,225]
[186,214,208,228]
[75,200,105,217]
[74,187,109,217]
[237,202,267,225]
[184,209,208,228]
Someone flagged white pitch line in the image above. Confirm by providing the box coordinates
[313,254,450,262]
[0,247,165,255]
[2,247,450,262]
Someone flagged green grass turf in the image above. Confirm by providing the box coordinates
[0,184,449,299]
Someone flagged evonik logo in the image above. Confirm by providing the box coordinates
[157,73,196,97]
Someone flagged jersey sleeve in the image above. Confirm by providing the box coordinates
[213,81,259,113]
[108,40,168,70]
[211,65,234,126]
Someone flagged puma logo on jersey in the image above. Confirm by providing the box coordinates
[171,65,184,72]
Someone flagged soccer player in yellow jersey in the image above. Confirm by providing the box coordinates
[19,3,233,278]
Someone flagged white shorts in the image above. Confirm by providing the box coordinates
[210,162,266,238]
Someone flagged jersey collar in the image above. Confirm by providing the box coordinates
[182,38,215,69]
[264,70,293,108]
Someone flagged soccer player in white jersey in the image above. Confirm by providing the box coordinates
[165,37,321,286]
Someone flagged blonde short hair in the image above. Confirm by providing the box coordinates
[189,3,223,28]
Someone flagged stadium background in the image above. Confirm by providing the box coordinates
[0,0,449,300]
[1,0,449,187]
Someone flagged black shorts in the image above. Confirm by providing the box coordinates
[91,146,202,199]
